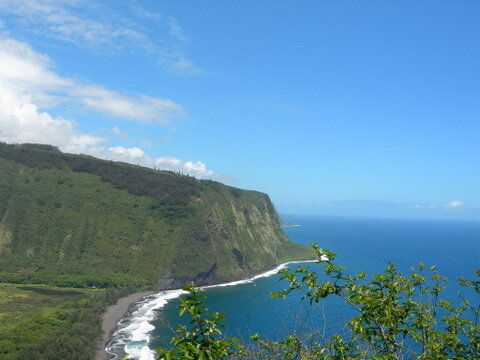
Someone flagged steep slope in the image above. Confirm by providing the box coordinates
[0,143,311,289]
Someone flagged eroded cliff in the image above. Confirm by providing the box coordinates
[0,143,311,289]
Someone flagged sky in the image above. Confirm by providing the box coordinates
[0,0,479,219]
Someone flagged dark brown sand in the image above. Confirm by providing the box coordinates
[94,291,154,360]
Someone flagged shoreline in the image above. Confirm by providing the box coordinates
[100,259,317,360]
[94,291,154,360]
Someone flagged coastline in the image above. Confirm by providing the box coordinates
[103,259,317,360]
[94,291,154,360]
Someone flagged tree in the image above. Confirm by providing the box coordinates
[156,245,480,359]
[155,285,242,360]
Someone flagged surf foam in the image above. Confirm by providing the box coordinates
[107,260,317,360]
[106,289,188,360]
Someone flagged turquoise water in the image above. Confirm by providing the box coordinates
[149,215,480,348]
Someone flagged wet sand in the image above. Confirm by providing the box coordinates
[94,291,153,360]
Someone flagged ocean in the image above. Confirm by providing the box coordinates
[107,215,480,360]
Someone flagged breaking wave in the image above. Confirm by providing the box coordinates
[106,260,316,360]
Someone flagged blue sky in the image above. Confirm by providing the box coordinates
[0,1,478,219]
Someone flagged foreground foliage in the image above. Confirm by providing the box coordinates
[158,245,480,359]
[156,286,241,360]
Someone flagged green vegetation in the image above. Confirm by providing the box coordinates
[156,285,242,360]
[157,246,480,359]
[0,284,130,360]
[0,142,312,359]
[0,142,312,289]
[1,143,478,359]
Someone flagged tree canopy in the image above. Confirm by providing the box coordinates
[157,245,480,359]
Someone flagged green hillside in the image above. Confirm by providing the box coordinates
[0,143,311,289]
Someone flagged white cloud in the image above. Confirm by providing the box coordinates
[0,37,183,123]
[0,0,151,49]
[0,36,220,180]
[444,200,464,209]
[0,89,105,152]
[412,203,437,209]
[111,126,127,138]
[413,200,467,211]
[158,49,208,77]
[87,147,218,179]
[71,85,184,122]
[130,4,162,21]
[109,146,145,159]
[167,16,188,43]
[159,158,214,179]
[119,151,216,178]
[0,0,205,76]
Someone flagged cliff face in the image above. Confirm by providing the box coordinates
[168,186,298,287]
[0,143,310,289]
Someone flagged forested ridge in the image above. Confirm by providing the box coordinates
[0,142,311,360]
[0,142,311,289]
[1,143,478,359]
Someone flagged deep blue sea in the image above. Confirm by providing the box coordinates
[109,215,480,359]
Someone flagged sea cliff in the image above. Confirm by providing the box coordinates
[0,142,311,289]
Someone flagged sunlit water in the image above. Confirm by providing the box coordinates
[108,215,480,359]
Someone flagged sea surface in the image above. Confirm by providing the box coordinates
[108,215,480,360]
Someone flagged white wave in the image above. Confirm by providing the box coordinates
[201,260,317,290]
[107,289,188,360]
[124,344,156,360]
[107,260,317,360]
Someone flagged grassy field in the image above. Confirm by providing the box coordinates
[0,284,106,360]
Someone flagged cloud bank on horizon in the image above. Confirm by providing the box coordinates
[278,199,478,221]
[0,1,221,180]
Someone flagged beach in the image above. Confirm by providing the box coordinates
[95,291,154,360]
[106,260,318,360]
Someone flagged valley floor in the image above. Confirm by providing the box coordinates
[0,284,101,360]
